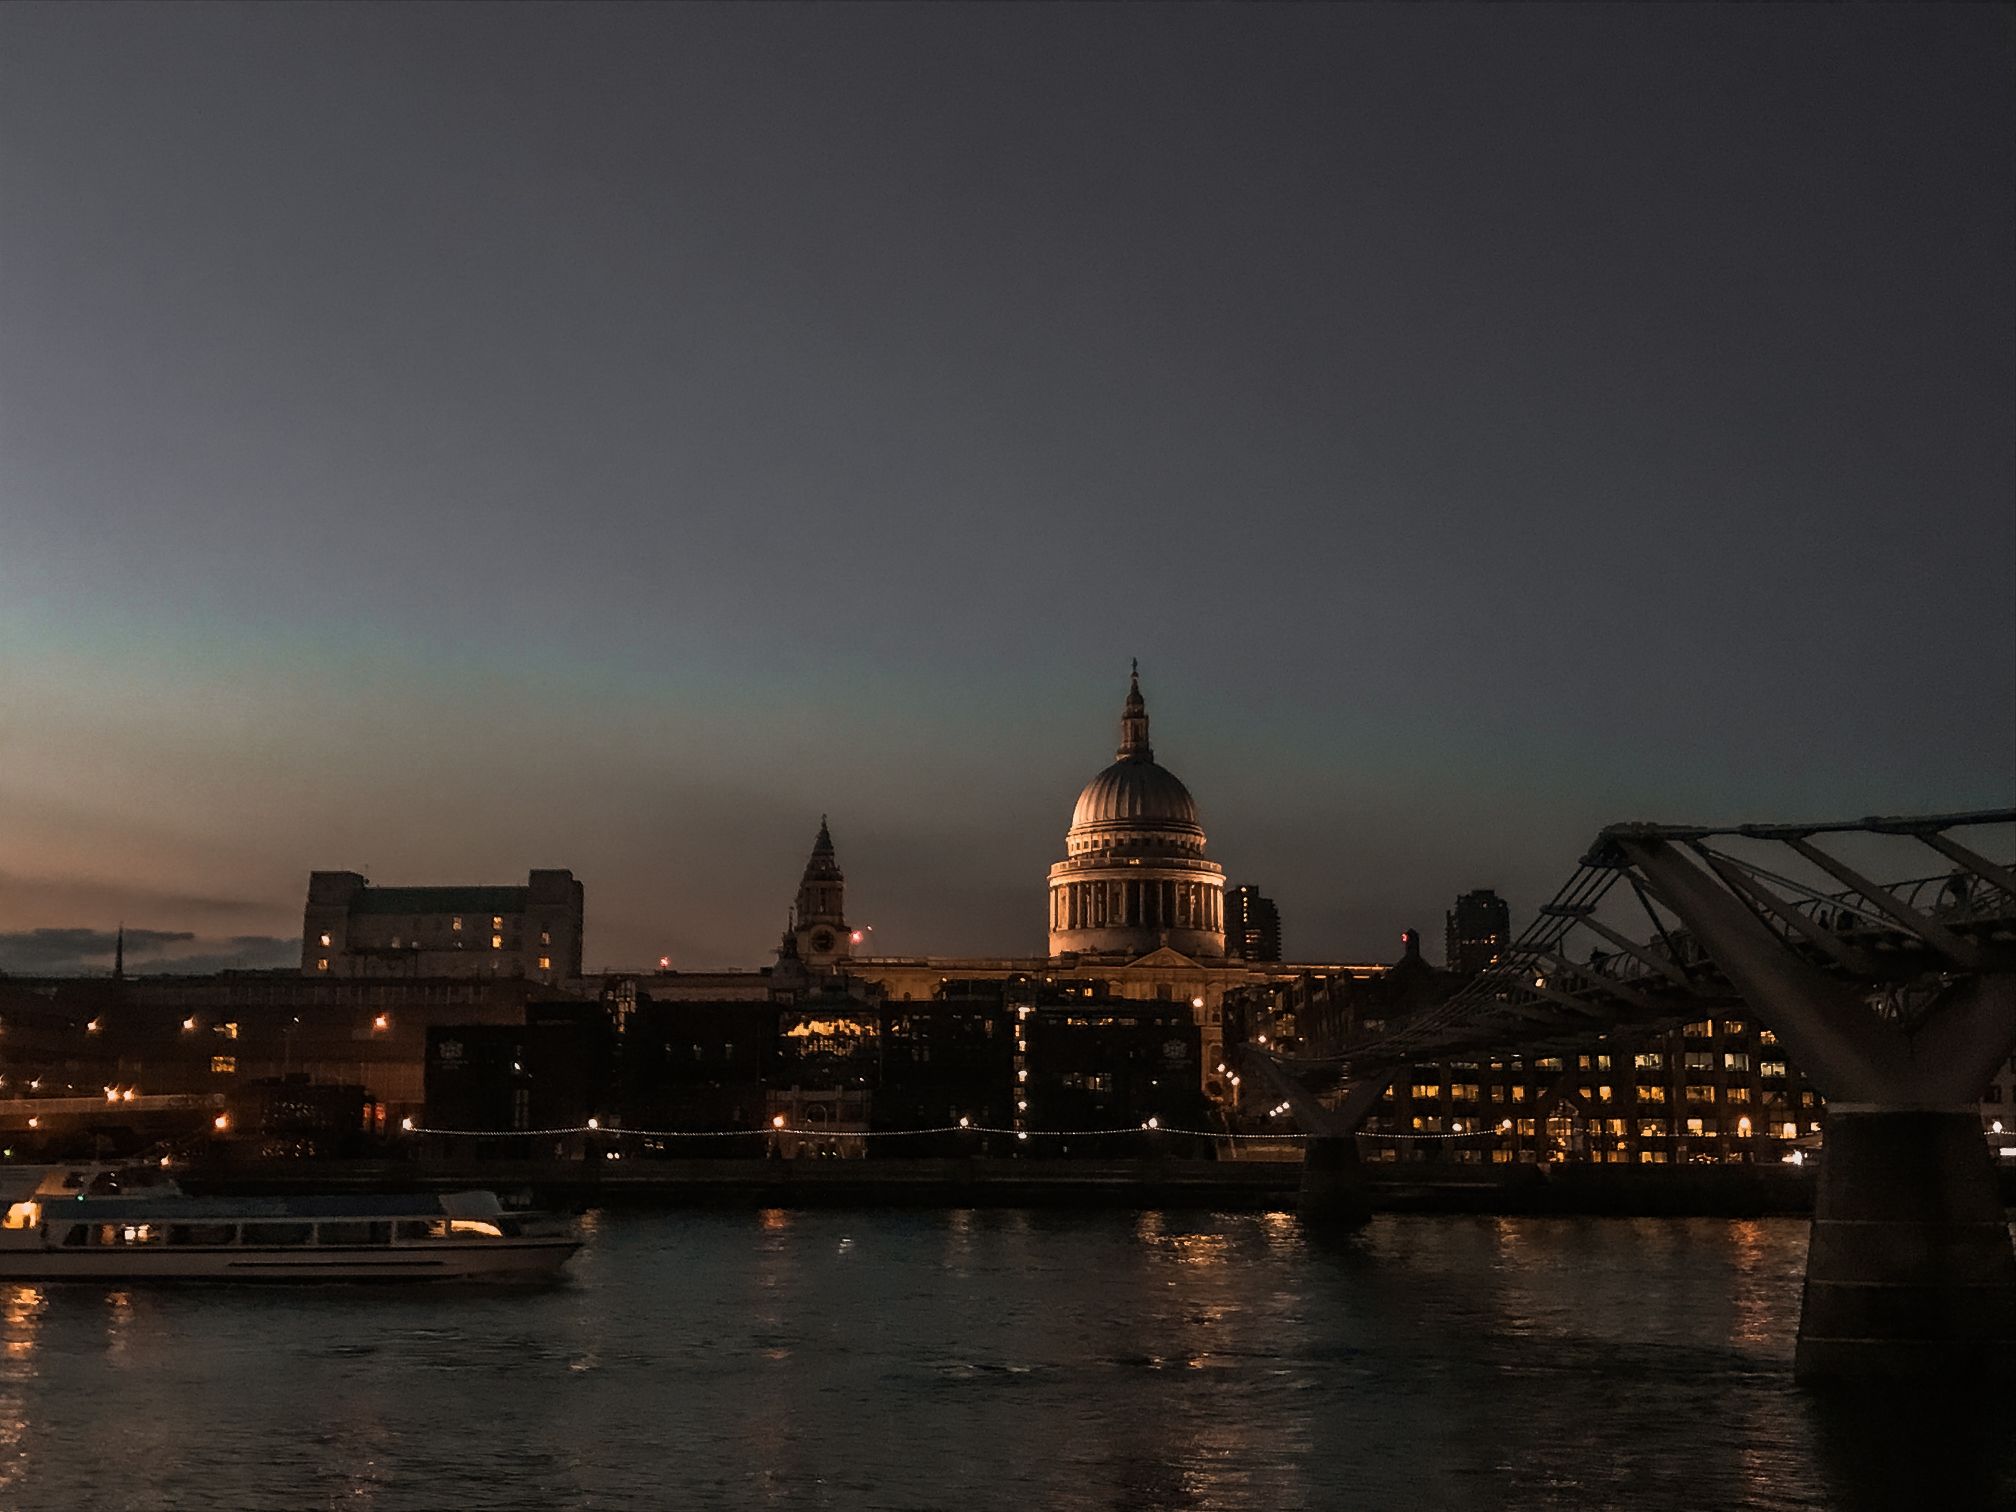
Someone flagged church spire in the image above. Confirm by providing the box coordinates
[1117,659,1152,761]
[788,815,851,967]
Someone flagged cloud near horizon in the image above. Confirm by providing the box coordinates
[0,927,296,977]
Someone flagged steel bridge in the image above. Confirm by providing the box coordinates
[1244,809,2016,1385]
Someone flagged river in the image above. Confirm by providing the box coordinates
[0,1209,2008,1510]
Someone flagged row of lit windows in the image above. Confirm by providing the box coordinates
[1397,1081,1808,1106]
[317,923,554,948]
[1396,1116,1814,1139]
[316,953,554,973]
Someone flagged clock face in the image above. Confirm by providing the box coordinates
[811,929,836,953]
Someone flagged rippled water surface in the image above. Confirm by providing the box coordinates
[0,1209,2010,1510]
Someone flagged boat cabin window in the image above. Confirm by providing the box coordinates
[168,1223,238,1246]
[317,1221,392,1246]
[241,1222,314,1247]
[2,1202,39,1230]
[88,1224,164,1246]
[395,1219,451,1241]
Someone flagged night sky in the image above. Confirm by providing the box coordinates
[3,4,2011,975]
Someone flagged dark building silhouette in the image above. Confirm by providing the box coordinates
[1445,889,1511,975]
[423,1002,616,1134]
[1224,886,1282,961]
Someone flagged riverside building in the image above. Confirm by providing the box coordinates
[301,869,583,982]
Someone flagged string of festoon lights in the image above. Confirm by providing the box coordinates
[395,1114,1519,1144]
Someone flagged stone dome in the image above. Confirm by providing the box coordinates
[1070,759,1202,834]
[1048,666,1226,961]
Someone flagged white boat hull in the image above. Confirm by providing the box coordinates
[0,1238,579,1282]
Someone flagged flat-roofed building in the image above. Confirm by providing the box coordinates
[302,869,583,982]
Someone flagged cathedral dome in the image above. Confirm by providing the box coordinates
[1071,759,1201,834]
[1062,664,1205,850]
[1048,666,1226,960]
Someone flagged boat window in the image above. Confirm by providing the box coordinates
[448,1219,505,1238]
[61,1226,86,1248]
[317,1221,392,1246]
[396,1219,452,1241]
[92,1223,165,1246]
[168,1223,237,1246]
[241,1222,314,1247]
[3,1202,40,1230]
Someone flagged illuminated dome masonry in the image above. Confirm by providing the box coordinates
[1047,666,1226,959]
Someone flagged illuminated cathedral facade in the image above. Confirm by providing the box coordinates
[1046,666,1227,959]
[736,668,1381,1092]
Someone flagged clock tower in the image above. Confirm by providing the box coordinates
[788,816,851,967]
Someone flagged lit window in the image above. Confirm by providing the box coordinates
[319,933,332,948]
[452,917,463,932]
[317,959,329,973]
[491,935,503,950]
[211,1056,236,1075]
[538,956,551,971]
[220,1022,239,1040]
[540,930,551,945]
[492,916,503,929]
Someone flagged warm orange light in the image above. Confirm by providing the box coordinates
[771,1114,787,1129]
[26,1117,38,1129]
[586,1118,599,1130]
[121,1088,134,1103]
[400,1116,415,1132]
[213,1113,230,1132]
[372,1014,390,1032]
[105,1087,119,1104]
[181,1018,196,1032]
[86,1019,101,1034]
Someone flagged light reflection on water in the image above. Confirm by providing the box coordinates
[0,1212,2006,1510]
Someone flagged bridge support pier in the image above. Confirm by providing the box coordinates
[1796,1106,2016,1385]
[1298,1136,1372,1228]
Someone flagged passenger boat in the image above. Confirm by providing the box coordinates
[0,1167,579,1281]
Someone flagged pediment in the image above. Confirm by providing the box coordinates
[1126,947,1201,969]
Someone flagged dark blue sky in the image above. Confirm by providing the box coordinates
[3,4,2011,973]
